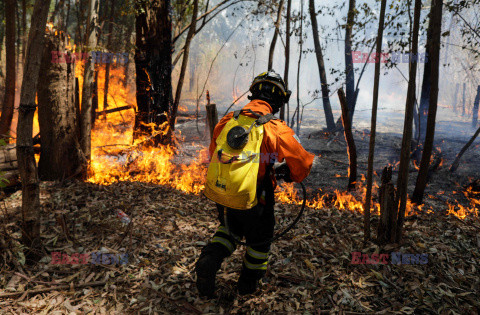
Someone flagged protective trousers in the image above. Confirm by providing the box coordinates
[202,182,275,280]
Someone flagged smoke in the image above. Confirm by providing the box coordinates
[171,0,478,137]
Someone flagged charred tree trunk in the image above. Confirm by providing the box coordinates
[364,0,387,243]
[206,104,218,141]
[0,0,16,140]
[309,0,335,131]
[16,0,52,253]
[267,0,285,71]
[37,32,84,180]
[377,166,396,244]
[472,85,480,128]
[103,0,115,111]
[417,27,433,147]
[91,69,99,126]
[338,88,357,190]
[134,0,173,145]
[281,0,292,121]
[172,0,199,131]
[411,0,443,205]
[394,0,422,243]
[75,77,81,138]
[80,0,99,166]
[345,0,356,122]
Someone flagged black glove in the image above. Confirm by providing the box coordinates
[274,162,292,182]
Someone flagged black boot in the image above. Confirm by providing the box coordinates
[195,244,228,298]
[237,269,264,295]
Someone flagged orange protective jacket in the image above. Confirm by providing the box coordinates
[208,99,315,187]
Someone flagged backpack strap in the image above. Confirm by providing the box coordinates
[256,113,276,125]
[233,110,242,120]
[234,109,262,120]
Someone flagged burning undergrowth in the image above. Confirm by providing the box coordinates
[84,63,479,223]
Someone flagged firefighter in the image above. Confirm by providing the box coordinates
[196,70,314,297]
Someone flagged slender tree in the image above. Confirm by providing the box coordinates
[172,0,199,130]
[103,0,116,111]
[345,0,356,122]
[267,0,285,71]
[394,0,422,243]
[0,0,16,140]
[309,0,335,131]
[294,0,304,133]
[16,0,52,251]
[411,0,443,205]
[281,0,292,121]
[80,0,99,164]
[364,0,387,242]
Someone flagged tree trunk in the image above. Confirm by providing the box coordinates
[462,82,466,116]
[363,0,387,243]
[281,0,291,121]
[309,0,335,131]
[91,69,99,126]
[393,0,422,243]
[21,0,27,62]
[172,0,199,131]
[411,0,443,205]
[75,77,81,138]
[37,32,84,180]
[15,1,21,79]
[418,45,432,146]
[345,0,356,122]
[294,0,304,134]
[80,0,99,165]
[0,0,16,140]
[134,0,173,145]
[472,85,479,128]
[338,88,357,190]
[65,0,71,30]
[103,0,115,111]
[267,0,285,71]
[0,22,4,80]
[377,166,396,244]
[16,0,52,253]
[452,83,459,113]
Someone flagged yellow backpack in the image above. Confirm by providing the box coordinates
[204,110,275,210]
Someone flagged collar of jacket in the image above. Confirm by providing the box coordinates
[243,99,273,115]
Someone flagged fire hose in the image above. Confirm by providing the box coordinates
[223,181,307,247]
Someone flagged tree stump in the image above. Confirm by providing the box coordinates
[37,32,84,180]
[206,104,218,141]
[377,166,397,244]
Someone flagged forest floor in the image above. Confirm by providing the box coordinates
[0,117,479,313]
[0,180,479,313]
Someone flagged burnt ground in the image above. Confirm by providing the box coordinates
[0,113,479,313]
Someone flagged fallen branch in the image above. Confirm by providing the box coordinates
[449,126,480,172]
[0,280,118,298]
[96,105,133,116]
